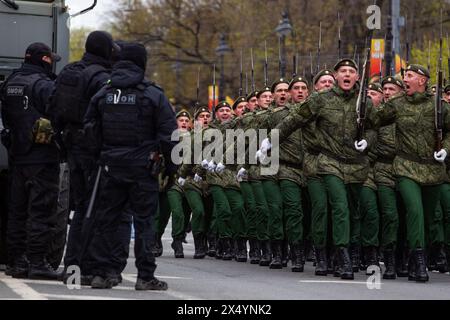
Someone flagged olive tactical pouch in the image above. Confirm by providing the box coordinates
[31,117,54,144]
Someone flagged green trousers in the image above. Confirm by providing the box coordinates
[307,177,328,248]
[439,183,450,247]
[279,180,304,244]
[302,187,312,243]
[184,189,207,236]
[397,177,442,249]
[225,189,247,239]
[250,181,270,241]
[262,179,284,240]
[323,175,361,247]
[167,189,191,240]
[240,181,258,240]
[377,185,399,248]
[209,185,232,239]
[359,186,380,247]
[154,192,170,236]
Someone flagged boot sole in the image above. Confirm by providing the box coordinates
[315,271,328,276]
[341,274,354,280]
[382,274,396,280]
[28,274,58,281]
[269,265,282,269]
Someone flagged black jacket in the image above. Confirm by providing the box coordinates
[84,61,178,168]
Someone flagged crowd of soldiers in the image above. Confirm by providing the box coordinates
[163,58,450,284]
[1,28,450,293]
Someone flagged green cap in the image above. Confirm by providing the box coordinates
[405,64,430,78]
[176,109,192,120]
[288,76,309,90]
[232,96,247,110]
[256,86,271,98]
[444,84,450,94]
[194,106,210,119]
[381,76,404,89]
[367,82,383,94]
[215,101,231,112]
[313,69,335,85]
[270,78,290,93]
[334,58,358,72]
[246,90,258,101]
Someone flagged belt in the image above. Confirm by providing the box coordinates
[398,152,437,165]
[280,160,303,169]
[320,149,366,165]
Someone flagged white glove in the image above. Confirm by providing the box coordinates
[354,139,368,152]
[194,174,203,182]
[208,160,216,172]
[177,177,186,186]
[260,138,272,154]
[236,167,247,182]
[255,150,263,162]
[434,149,448,163]
[215,162,226,173]
[201,159,209,169]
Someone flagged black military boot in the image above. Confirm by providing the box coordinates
[327,247,336,275]
[338,247,354,280]
[28,260,59,280]
[248,240,261,265]
[431,243,448,273]
[259,240,272,266]
[363,246,380,275]
[215,238,223,260]
[235,238,247,263]
[207,234,216,257]
[171,239,184,258]
[396,247,409,277]
[382,247,396,280]
[408,251,416,281]
[349,244,361,273]
[290,243,305,273]
[10,255,29,279]
[414,248,429,283]
[151,233,163,257]
[222,238,233,261]
[314,247,328,276]
[193,233,206,259]
[281,240,289,268]
[269,241,283,269]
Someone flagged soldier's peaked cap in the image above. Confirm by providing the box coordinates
[313,69,335,85]
[334,58,358,72]
[256,86,271,98]
[194,106,210,119]
[368,82,383,93]
[232,96,247,110]
[271,78,290,93]
[381,76,404,89]
[246,90,258,101]
[288,76,309,90]
[176,110,192,119]
[406,64,430,78]
[215,101,231,111]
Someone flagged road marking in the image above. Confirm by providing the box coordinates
[121,274,203,300]
[0,277,48,300]
[43,294,133,300]
[299,280,377,285]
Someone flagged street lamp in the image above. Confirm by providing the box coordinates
[275,11,293,78]
[216,34,231,101]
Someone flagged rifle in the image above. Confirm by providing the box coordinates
[447,33,450,81]
[317,21,322,74]
[293,52,298,78]
[195,66,200,109]
[338,12,341,60]
[212,64,216,120]
[251,48,256,92]
[239,50,244,97]
[356,33,374,142]
[428,40,432,73]
[435,9,444,152]
[278,37,282,77]
[264,41,268,86]
[309,51,314,83]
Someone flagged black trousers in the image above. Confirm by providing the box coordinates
[7,163,59,264]
[89,166,158,281]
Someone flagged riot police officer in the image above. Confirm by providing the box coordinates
[83,42,177,290]
[0,42,61,280]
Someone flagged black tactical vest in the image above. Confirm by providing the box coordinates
[2,72,46,156]
[99,84,155,147]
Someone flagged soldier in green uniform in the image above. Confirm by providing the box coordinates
[304,69,335,276]
[261,59,378,280]
[376,64,450,282]
[178,106,215,259]
[246,91,259,112]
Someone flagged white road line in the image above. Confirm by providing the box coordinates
[121,274,203,300]
[0,277,48,300]
[43,294,133,300]
[299,280,378,285]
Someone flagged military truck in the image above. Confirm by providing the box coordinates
[0,0,96,269]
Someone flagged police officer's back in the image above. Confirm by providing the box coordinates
[0,42,61,280]
[84,42,177,290]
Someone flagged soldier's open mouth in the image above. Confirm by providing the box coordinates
[343,79,351,85]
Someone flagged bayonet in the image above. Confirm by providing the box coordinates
[317,21,322,74]
[264,40,269,86]
[239,50,243,97]
[251,48,255,92]
[435,8,444,152]
[338,12,342,60]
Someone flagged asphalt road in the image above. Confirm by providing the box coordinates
[0,225,449,301]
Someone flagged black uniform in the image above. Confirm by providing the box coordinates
[0,57,60,279]
[83,43,177,290]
